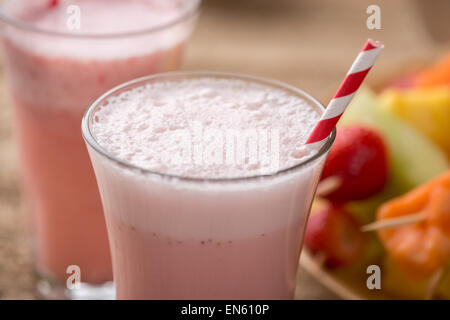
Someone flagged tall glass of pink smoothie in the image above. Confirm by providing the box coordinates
[0,0,200,299]
[82,72,335,299]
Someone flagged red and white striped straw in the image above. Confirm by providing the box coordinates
[305,39,384,145]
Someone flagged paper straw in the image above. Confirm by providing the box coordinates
[305,39,384,145]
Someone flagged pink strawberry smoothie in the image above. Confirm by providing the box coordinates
[0,0,198,286]
[85,75,332,299]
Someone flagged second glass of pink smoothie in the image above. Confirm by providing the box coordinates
[0,0,200,299]
[83,72,335,299]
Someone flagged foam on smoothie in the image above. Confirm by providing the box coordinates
[1,0,196,58]
[91,77,321,179]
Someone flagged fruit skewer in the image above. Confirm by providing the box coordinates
[372,171,450,299]
[360,209,443,300]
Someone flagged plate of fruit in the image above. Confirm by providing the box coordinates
[301,53,450,300]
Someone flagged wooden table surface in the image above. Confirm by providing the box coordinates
[0,0,448,299]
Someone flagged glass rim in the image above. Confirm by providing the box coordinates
[0,0,201,39]
[82,71,336,183]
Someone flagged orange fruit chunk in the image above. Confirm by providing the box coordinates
[377,171,450,280]
[416,53,450,88]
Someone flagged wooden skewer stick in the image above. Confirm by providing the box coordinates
[361,212,426,232]
[312,251,328,268]
[316,176,342,197]
[425,266,447,300]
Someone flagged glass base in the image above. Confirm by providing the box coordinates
[35,272,115,300]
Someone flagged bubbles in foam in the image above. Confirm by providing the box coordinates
[91,78,321,178]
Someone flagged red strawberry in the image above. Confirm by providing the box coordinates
[304,204,365,268]
[320,125,388,202]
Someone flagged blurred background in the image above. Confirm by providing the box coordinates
[0,0,449,299]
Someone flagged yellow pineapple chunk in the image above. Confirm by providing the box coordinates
[380,88,450,158]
